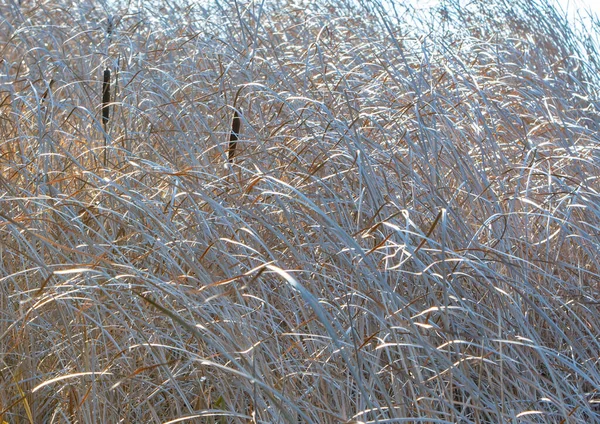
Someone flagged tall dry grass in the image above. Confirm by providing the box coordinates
[0,0,599,422]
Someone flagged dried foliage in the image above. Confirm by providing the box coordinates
[0,0,599,422]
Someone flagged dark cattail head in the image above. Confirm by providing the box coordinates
[228,110,241,163]
[102,68,111,126]
[107,17,114,38]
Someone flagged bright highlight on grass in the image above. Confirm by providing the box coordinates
[0,0,599,422]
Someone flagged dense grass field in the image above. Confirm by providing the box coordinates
[1,0,599,422]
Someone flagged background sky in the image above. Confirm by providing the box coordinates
[411,0,600,23]
[554,0,600,20]
[551,0,600,33]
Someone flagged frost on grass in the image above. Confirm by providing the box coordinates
[0,0,599,422]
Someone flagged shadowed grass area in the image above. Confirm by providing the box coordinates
[0,0,599,422]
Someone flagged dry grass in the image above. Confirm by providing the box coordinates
[0,0,599,422]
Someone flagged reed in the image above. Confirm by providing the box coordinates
[102,68,110,165]
[227,109,241,163]
[0,0,598,422]
[102,68,111,126]
[40,78,54,104]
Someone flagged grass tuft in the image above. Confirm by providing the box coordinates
[0,0,599,422]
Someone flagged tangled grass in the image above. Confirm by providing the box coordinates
[0,0,599,422]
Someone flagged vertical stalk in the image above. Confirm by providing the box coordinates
[102,68,111,166]
[228,110,241,163]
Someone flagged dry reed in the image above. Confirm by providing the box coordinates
[0,0,598,422]
[228,109,241,163]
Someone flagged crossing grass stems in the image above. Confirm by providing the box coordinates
[0,0,599,422]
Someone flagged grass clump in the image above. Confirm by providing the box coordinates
[0,0,599,422]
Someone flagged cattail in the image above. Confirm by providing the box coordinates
[102,68,111,127]
[102,69,111,167]
[107,17,113,38]
[228,110,241,163]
